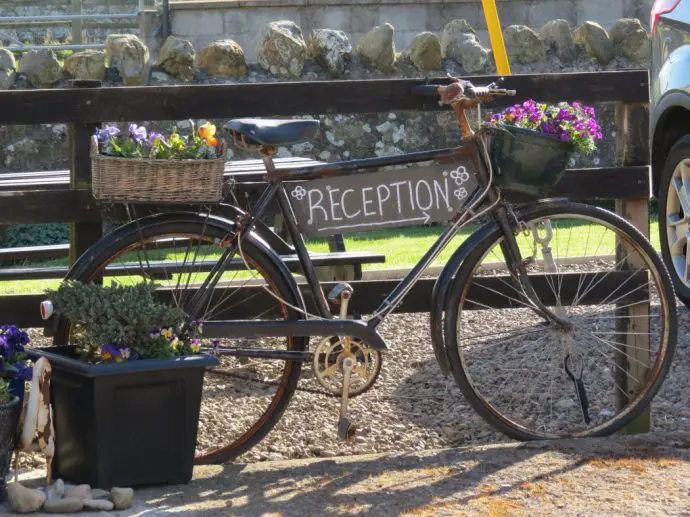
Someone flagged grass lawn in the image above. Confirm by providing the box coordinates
[0,215,662,296]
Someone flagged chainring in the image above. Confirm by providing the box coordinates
[312,335,382,397]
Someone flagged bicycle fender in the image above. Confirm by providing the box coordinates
[63,210,308,317]
[430,219,498,376]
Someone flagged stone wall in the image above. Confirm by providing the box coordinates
[0,14,650,179]
[170,0,655,61]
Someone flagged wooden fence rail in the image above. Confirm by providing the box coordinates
[0,69,651,331]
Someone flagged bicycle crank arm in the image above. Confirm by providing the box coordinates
[201,319,388,350]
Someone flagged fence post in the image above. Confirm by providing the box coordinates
[68,80,102,268]
[71,0,83,45]
[614,101,651,433]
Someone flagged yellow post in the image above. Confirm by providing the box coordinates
[481,0,511,75]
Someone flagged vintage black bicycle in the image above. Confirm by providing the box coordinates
[52,77,677,464]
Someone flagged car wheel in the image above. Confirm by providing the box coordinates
[659,134,690,307]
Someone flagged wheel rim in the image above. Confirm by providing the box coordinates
[454,211,672,438]
[665,158,690,288]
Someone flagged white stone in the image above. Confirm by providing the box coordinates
[105,34,150,86]
[111,487,134,510]
[19,48,61,87]
[43,497,84,513]
[7,483,46,513]
[83,499,115,511]
[0,48,16,89]
[308,29,352,77]
[256,20,307,78]
[355,23,396,72]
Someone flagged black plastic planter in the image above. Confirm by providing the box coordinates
[0,395,21,503]
[25,346,218,489]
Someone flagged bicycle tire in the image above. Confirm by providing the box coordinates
[53,211,308,463]
[443,200,677,440]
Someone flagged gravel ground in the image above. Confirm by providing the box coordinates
[16,294,688,473]
[223,301,687,465]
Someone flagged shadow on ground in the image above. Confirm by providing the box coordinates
[36,430,686,516]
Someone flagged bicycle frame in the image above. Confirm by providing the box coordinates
[188,136,566,354]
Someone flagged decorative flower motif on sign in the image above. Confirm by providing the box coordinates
[450,166,470,186]
[291,186,307,201]
[454,187,468,200]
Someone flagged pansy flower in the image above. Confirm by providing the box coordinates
[198,122,218,147]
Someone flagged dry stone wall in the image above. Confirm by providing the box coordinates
[0,15,648,177]
[170,0,656,62]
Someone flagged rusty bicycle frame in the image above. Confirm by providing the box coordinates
[183,77,573,354]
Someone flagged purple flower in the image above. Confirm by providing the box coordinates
[15,363,32,381]
[128,124,147,143]
[0,335,8,357]
[560,132,570,141]
[149,132,164,144]
[95,126,120,143]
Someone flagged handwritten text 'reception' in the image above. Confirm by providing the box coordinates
[289,161,480,236]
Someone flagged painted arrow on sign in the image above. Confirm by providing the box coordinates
[288,157,482,237]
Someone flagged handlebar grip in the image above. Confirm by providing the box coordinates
[410,84,441,96]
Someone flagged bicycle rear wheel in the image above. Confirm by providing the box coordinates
[53,211,308,463]
[444,200,677,439]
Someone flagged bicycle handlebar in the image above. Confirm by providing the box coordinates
[409,80,516,100]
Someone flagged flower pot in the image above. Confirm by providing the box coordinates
[0,395,21,503]
[489,124,575,197]
[25,345,219,489]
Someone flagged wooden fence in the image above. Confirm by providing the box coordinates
[0,69,650,329]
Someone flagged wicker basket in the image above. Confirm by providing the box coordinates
[90,136,227,203]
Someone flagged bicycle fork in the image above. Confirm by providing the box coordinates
[492,203,573,330]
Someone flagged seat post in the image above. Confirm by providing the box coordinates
[259,146,291,242]
[260,145,278,177]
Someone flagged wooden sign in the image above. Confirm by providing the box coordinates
[288,158,482,237]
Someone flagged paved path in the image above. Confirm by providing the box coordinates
[3,431,690,516]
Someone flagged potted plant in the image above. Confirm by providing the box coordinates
[0,379,22,503]
[91,120,227,204]
[26,281,219,489]
[487,100,603,196]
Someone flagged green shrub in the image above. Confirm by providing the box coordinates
[45,281,188,362]
[1,224,68,248]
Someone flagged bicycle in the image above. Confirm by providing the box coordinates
[51,77,677,464]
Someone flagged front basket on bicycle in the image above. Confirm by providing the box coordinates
[489,124,575,197]
[90,137,227,204]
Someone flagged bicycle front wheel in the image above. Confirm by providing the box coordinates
[53,212,308,463]
[444,201,677,439]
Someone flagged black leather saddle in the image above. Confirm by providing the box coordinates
[225,118,320,146]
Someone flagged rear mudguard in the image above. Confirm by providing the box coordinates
[429,218,498,376]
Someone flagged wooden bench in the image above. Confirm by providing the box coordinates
[0,157,386,282]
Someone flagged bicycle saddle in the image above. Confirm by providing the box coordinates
[225,118,320,146]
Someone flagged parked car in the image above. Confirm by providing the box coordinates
[651,0,690,306]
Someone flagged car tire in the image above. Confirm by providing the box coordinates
[658,134,690,307]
